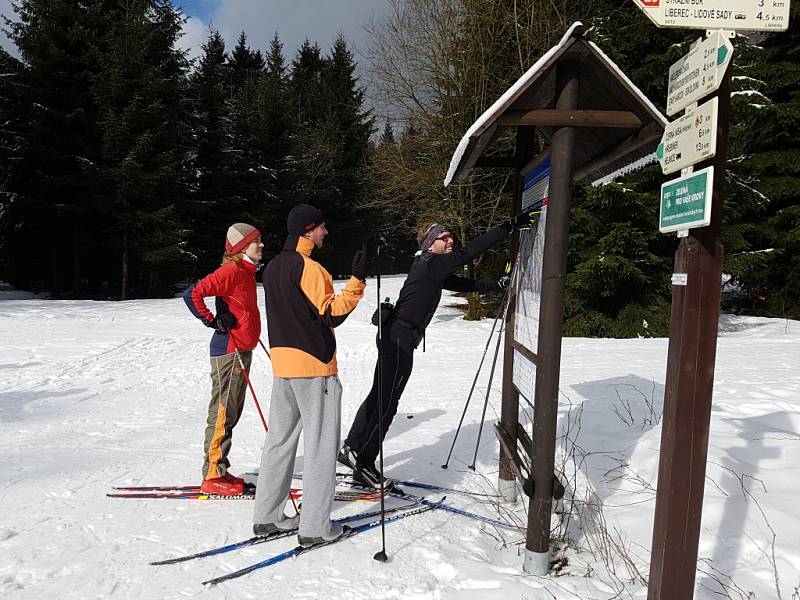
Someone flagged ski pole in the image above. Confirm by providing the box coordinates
[231,342,268,433]
[257,338,271,360]
[468,318,504,470]
[442,261,517,469]
[373,240,388,563]
[441,308,502,469]
[466,260,522,470]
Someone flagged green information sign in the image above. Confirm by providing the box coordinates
[659,166,714,233]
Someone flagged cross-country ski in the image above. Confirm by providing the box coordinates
[202,499,444,585]
[150,501,419,565]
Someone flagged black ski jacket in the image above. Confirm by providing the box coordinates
[388,225,510,349]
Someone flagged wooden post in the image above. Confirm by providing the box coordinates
[647,67,732,600]
[499,126,533,502]
[524,60,579,575]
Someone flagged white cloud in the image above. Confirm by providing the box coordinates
[208,0,391,60]
[177,15,210,64]
[0,0,20,59]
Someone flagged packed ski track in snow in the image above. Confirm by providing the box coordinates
[1,275,798,599]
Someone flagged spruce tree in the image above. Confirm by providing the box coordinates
[255,33,294,230]
[228,31,264,93]
[187,29,234,274]
[225,72,275,248]
[224,31,273,243]
[566,170,675,338]
[0,48,25,283]
[724,6,800,318]
[188,29,275,273]
[288,41,342,265]
[94,0,192,298]
[318,35,374,273]
[3,0,109,294]
[257,33,292,169]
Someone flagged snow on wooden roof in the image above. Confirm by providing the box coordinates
[444,22,668,187]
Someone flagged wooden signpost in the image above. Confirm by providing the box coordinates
[633,1,791,598]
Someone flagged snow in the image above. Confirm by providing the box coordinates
[1,276,799,599]
[731,90,770,99]
[592,153,659,186]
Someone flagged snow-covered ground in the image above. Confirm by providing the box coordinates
[1,275,798,599]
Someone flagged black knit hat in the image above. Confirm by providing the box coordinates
[287,203,324,235]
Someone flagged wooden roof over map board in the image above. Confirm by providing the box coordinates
[445,22,668,186]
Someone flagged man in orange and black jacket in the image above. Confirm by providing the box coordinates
[252,204,367,546]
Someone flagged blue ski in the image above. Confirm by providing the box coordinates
[388,478,497,498]
[150,501,418,566]
[388,489,521,531]
[202,499,444,585]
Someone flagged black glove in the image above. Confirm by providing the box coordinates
[497,275,511,290]
[503,209,535,232]
[352,245,368,281]
[213,312,237,332]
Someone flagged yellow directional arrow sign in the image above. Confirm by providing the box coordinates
[634,0,791,32]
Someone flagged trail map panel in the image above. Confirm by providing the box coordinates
[514,159,549,356]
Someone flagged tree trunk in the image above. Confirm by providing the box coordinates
[72,217,81,294]
[464,291,482,320]
[50,243,59,294]
[121,229,128,301]
[463,260,482,321]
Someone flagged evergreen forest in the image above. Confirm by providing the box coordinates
[1,0,798,335]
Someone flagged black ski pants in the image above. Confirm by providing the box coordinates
[345,333,414,466]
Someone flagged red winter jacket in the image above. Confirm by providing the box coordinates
[183,259,261,356]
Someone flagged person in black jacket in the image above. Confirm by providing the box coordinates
[339,211,534,487]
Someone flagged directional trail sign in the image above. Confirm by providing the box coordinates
[659,166,714,233]
[666,31,732,116]
[657,97,719,174]
[635,0,791,32]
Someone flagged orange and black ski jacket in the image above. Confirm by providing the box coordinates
[263,235,365,378]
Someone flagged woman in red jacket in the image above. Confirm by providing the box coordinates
[183,223,264,495]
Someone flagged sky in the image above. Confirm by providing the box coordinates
[176,0,392,63]
[0,0,392,64]
[0,0,14,56]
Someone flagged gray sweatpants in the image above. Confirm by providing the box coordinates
[253,374,342,538]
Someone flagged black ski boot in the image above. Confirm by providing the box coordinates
[353,463,394,490]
